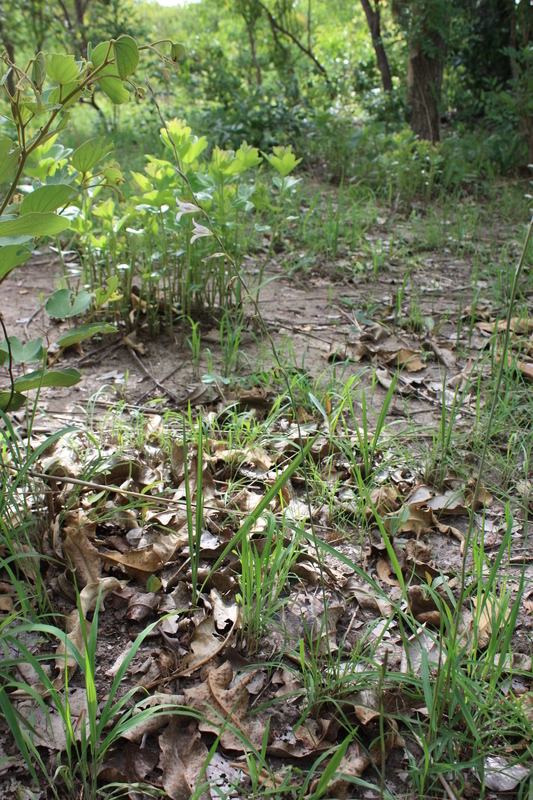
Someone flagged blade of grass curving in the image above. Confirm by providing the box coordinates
[303,733,354,800]
[0,688,40,785]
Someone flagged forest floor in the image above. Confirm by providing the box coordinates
[2,183,533,799]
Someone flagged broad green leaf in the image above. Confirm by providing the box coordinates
[94,276,122,308]
[130,171,152,193]
[91,41,111,69]
[49,81,85,107]
[114,35,139,80]
[0,245,31,282]
[263,145,302,177]
[0,336,44,366]
[0,392,26,412]
[72,137,114,174]
[230,142,262,173]
[57,322,116,348]
[182,137,208,164]
[0,213,70,238]
[13,368,82,392]
[103,165,123,185]
[45,288,93,319]
[11,102,33,125]
[146,575,162,593]
[31,52,47,88]
[97,71,130,105]
[20,185,73,215]
[0,138,21,184]
[46,54,80,85]
[21,337,44,363]
[171,42,186,63]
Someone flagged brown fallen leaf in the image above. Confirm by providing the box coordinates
[312,605,344,655]
[376,557,400,587]
[397,348,425,371]
[183,661,266,751]
[235,761,285,790]
[267,717,335,759]
[327,340,372,363]
[386,505,433,535]
[16,689,88,751]
[178,589,240,676]
[476,317,533,335]
[62,528,101,588]
[122,693,185,743]
[407,585,442,625]
[367,485,399,517]
[327,339,425,372]
[123,331,147,355]
[479,756,530,792]
[100,548,164,584]
[425,340,456,370]
[98,742,158,784]
[401,630,445,674]
[159,718,210,800]
[126,590,161,622]
[316,741,371,799]
[272,667,303,701]
[472,593,504,648]
[348,586,394,618]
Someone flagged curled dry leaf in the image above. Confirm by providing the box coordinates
[123,331,147,355]
[376,557,400,587]
[100,547,164,584]
[327,338,425,372]
[347,585,394,618]
[267,717,338,759]
[272,667,303,701]
[407,585,442,625]
[401,630,445,675]
[472,593,504,648]
[126,590,161,622]
[367,485,399,517]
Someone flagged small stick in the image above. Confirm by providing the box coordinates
[24,306,43,341]
[10,466,245,516]
[136,359,188,403]
[75,340,123,367]
[127,346,181,403]
[0,314,15,410]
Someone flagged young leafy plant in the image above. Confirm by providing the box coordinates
[0,37,184,411]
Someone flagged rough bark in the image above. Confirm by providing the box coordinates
[407,34,445,144]
[247,23,262,86]
[359,0,393,92]
[0,21,16,97]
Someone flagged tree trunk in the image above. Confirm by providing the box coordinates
[407,35,445,144]
[247,23,262,86]
[0,21,16,97]
[359,0,393,92]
